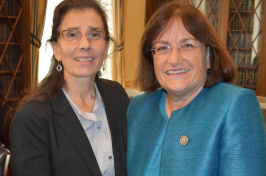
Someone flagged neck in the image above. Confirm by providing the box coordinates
[64,76,96,113]
[165,86,203,119]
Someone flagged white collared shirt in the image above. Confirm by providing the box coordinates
[63,84,115,176]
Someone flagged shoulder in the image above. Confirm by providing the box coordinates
[204,83,262,122]
[216,83,259,110]
[206,82,256,101]
[186,83,260,122]
[128,89,163,112]
[15,100,52,117]
[12,100,53,126]
[10,100,52,142]
[96,78,129,106]
[209,82,251,93]
[96,78,123,89]
[130,89,162,103]
[96,78,127,94]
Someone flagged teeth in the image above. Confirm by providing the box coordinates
[74,57,94,62]
[166,69,189,75]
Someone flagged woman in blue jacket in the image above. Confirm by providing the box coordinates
[127,1,266,175]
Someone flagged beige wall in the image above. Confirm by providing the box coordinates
[124,0,146,89]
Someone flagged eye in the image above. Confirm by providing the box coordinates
[91,32,100,37]
[180,43,197,51]
[183,43,195,48]
[65,30,79,38]
[156,45,171,52]
[88,31,102,40]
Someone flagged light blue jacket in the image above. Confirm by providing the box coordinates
[127,83,266,176]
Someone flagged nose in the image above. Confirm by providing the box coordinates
[79,34,91,50]
[168,47,182,65]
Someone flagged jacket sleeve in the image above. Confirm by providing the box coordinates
[9,103,52,176]
[219,89,266,175]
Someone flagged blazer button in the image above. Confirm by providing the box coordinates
[180,135,188,145]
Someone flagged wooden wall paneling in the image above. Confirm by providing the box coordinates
[218,0,230,45]
[0,0,31,148]
[21,0,31,89]
[145,0,153,24]
[257,0,266,96]
[145,0,172,24]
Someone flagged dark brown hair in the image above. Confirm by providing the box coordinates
[15,0,111,110]
[136,1,237,92]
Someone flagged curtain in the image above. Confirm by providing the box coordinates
[30,0,47,86]
[112,0,125,85]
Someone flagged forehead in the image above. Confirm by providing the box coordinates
[59,9,104,30]
[155,17,195,42]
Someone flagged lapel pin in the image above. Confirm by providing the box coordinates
[180,135,188,145]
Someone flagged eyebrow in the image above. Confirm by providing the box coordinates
[88,26,103,31]
[154,38,198,44]
[63,27,79,31]
[63,26,103,32]
[153,41,169,45]
[180,38,198,43]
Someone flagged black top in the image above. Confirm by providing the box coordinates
[9,78,129,176]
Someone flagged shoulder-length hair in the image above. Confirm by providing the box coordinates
[15,0,111,111]
[136,1,237,92]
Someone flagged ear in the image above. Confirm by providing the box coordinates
[206,46,211,68]
[51,41,62,61]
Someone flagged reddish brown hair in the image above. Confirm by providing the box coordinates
[136,1,237,92]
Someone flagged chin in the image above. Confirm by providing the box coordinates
[75,72,96,77]
[164,85,187,93]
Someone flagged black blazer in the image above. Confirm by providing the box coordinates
[9,79,129,176]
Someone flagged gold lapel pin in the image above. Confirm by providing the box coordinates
[180,135,188,145]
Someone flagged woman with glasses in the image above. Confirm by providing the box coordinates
[9,0,129,175]
[127,1,266,175]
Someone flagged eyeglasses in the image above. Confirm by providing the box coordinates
[60,29,106,42]
[151,41,205,57]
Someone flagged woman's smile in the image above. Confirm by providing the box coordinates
[165,69,190,75]
[74,57,95,62]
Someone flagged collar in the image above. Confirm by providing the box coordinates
[62,82,103,121]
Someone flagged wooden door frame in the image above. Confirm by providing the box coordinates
[256,1,266,96]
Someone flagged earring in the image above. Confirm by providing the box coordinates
[57,61,62,72]
[206,68,211,75]
[102,61,106,71]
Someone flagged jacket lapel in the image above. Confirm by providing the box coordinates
[136,111,165,175]
[95,79,117,143]
[51,90,102,176]
[127,90,165,175]
[95,79,128,176]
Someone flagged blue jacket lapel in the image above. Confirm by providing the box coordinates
[127,90,165,175]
